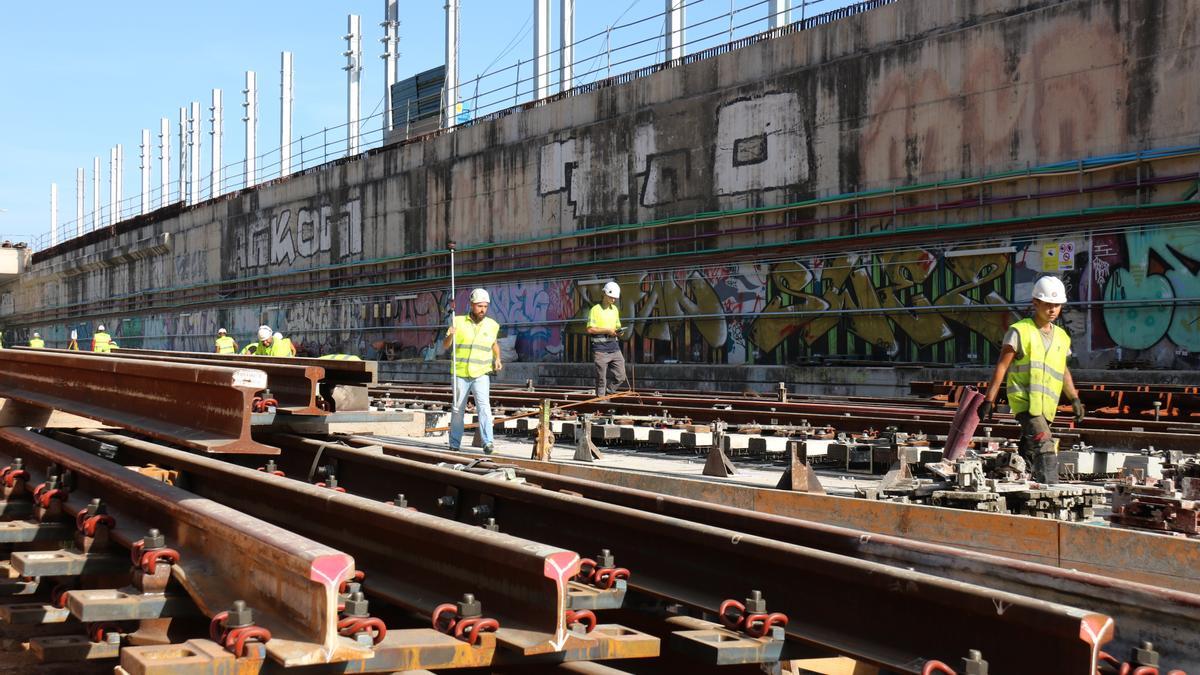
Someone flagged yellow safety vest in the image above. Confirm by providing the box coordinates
[93,331,115,353]
[240,343,259,355]
[215,336,237,354]
[453,315,499,378]
[278,337,296,357]
[587,304,621,332]
[1007,318,1070,422]
[29,338,45,349]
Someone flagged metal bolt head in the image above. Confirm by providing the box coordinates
[143,528,165,550]
[10,458,22,470]
[325,475,339,489]
[1133,641,1159,667]
[469,504,492,519]
[342,591,370,618]
[436,495,456,509]
[457,593,482,619]
[340,582,362,599]
[227,600,254,628]
[596,549,615,568]
[391,493,408,508]
[962,649,988,675]
[483,518,499,532]
[264,459,277,472]
[744,590,766,614]
[85,498,104,517]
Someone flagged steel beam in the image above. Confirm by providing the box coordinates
[0,428,354,666]
[70,429,589,657]
[0,349,275,454]
[262,434,1112,674]
[119,348,378,386]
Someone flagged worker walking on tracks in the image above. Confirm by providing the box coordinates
[442,288,502,454]
[28,332,44,349]
[978,276,1085,484]
[214,328,238,354]
[587,281,630,397]
[92,324,117,353]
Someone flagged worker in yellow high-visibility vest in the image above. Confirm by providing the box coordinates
[586,281,631,397]
[272,332,297,357]
[979,276,1085,484]
[441,288,502,454]
[28,333,45,349]
[92,324,118,353]
[214,328,238,354]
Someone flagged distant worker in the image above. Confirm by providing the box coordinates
[92,324,117,353]
[442,288,502,454]
[273,332,297,357]
[241,325,273,355]
[214,328,238,354]
[586,281,631,398]
[29,332,45,349]
[978,276,1085,484]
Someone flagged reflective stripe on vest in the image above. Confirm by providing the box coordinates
[1006,318,1070,422]
[453,315,499,378]
[319,354,361,361]
[93,332,113,353]
[215,336,237,354]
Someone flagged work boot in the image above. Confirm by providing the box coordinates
[482,444,494,455]
[1032,453,1059,485]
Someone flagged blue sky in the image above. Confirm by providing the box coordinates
[0,0,857,244]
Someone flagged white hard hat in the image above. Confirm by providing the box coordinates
[217,328,227,334]
[602,281,621,299]
[32,332,39,338]
[470,288,491,304]
[258,325,273,340]
[273,332,283,340]
[1031,276,1067,304]
[97,324,105,332]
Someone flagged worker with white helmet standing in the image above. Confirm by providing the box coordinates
[214,328,238,354]
[587,281,630,397]
[978,276,1084,484]
[441,288,502,454]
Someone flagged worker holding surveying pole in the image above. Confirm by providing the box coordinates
[442,286,502,454]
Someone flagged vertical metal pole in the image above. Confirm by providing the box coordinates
[92,156,100,230]
[443,0,459,128]
[769,0,789,28]
[210,89,222,198]
[50,183,58,247]
[159,118,169,209]
[109,146,117,225]
[243,71,257,187]
[178,106,188,202]
[345,14,362,156]
[281,51,293,175]
[140,129,151,215]
[560,0,574,91]
[448,241,458,410]
[665,0,685,61]
[115,144,123,220]
[533,0,550,100]
[189,101,201,205]
[75,168,84,237]
[380,0,398,137]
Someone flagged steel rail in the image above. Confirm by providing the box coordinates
[68,429,583,657]
[22,347,328,416]
[0,427,355,667]
[344,436,1200,671]
[0,349,276,454]
[251,433,1113,674]
[119,348,378,386]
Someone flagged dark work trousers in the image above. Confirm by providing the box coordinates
[1015,411,1058,483]
[593,348,627,397]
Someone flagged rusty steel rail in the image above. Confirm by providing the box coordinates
[69,429,584,658]
[24,348,328,416]
[119,348,378,386]
[248,433,1114,674]
[0,349,276,454]
[347,436,1200,671]
[0,427,355,666]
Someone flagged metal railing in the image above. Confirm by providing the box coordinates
[36,0,892,253]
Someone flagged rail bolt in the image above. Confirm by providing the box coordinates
[744,590,767,614]
[436,494,457,510]
[226,600,255,629]
[596,549,615,568]
[1133,641,1159,668]
[343,591,370,618]
[142,528,165,550]
[962,649,988,675]
[390,493,408,508]
[482,517,499,532]
[457,593,482,619]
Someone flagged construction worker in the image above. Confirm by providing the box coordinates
[273,332,297,357]
[587,281,631,397]
[442,288,502,454]
[214,328,238,354]
[28,332,45,349]
[92,324,117,353]
[978,276,1085,484]
[241,325,273,355]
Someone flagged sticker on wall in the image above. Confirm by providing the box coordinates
[1042,243,1060,272]
[1058,242,1075,270]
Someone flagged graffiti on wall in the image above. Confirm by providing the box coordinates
[1092,226,1200,355]
[233,198,363,272]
